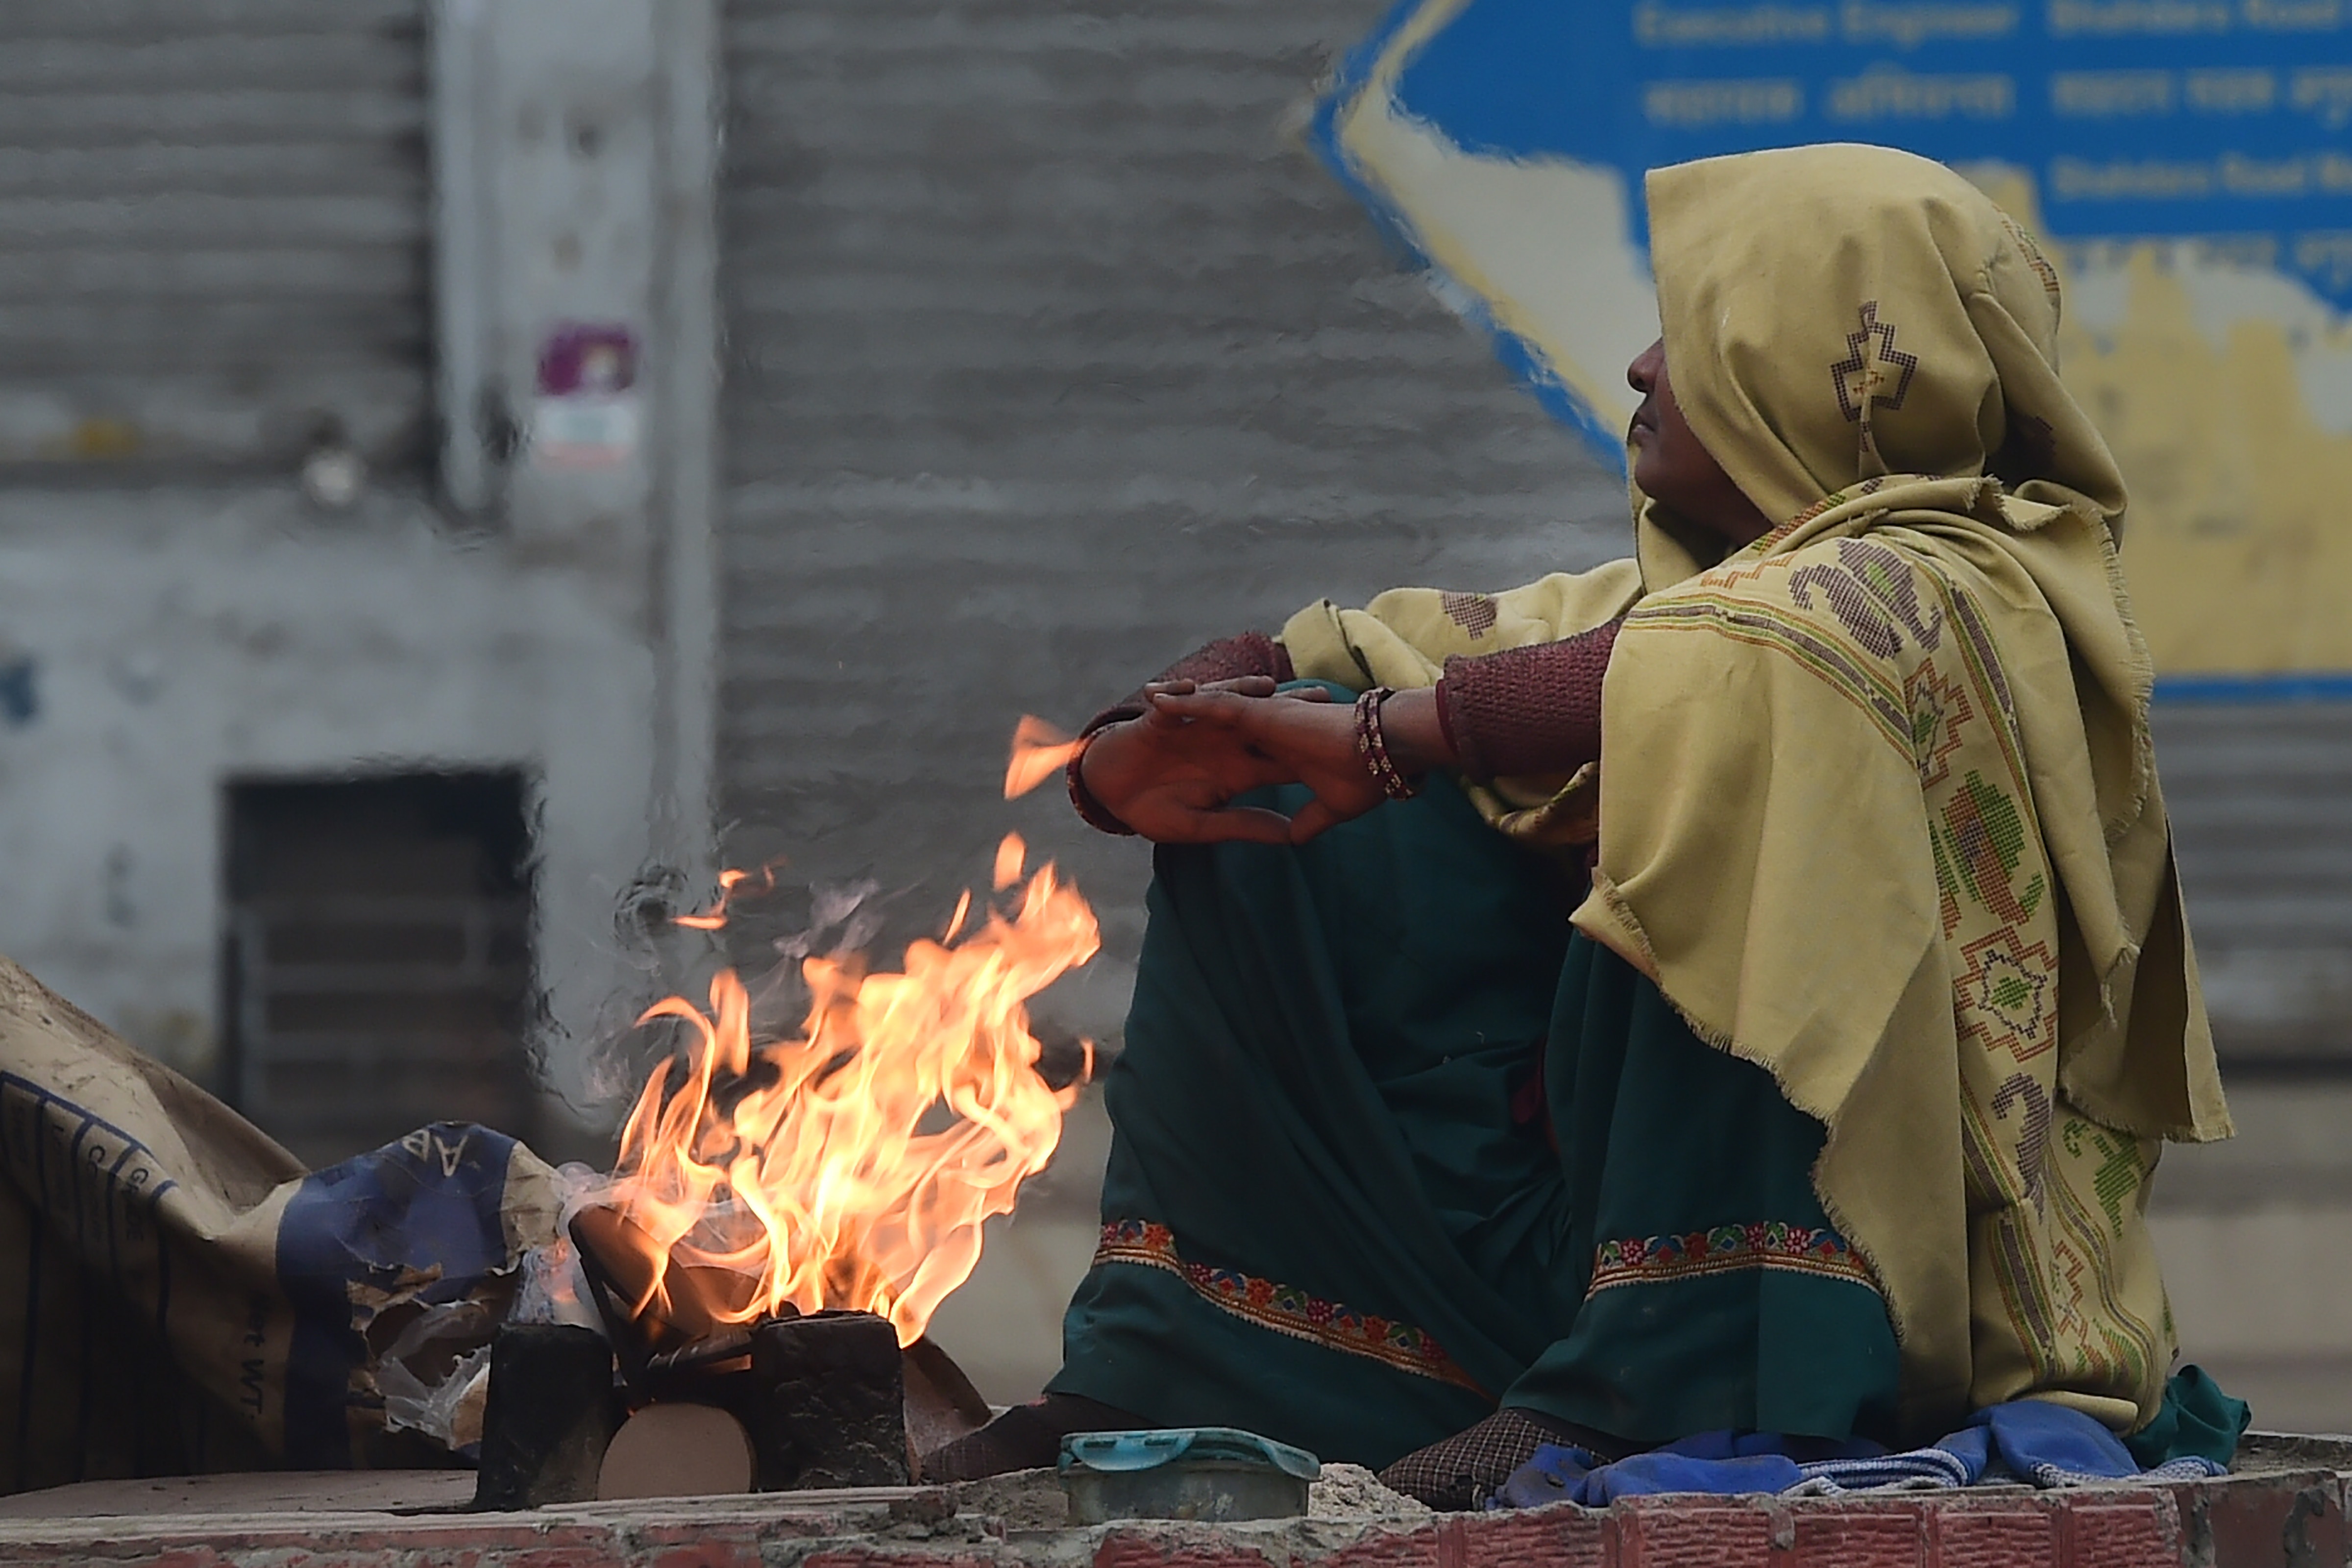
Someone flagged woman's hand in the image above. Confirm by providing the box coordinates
[1078,677,1323,844]
[1087,680,1457,844]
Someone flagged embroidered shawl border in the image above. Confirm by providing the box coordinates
[1587,1221,1884,1299]
[1091,1219,1486,1394]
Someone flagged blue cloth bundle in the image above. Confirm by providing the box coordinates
[1493,1387,2238,1510]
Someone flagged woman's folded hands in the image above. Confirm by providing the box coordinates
[1079,677,1455,845]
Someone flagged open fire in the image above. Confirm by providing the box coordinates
[470,721,1106,1503]
[590,803,1099,1351]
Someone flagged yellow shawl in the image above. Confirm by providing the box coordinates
[1283,143,2230,1442]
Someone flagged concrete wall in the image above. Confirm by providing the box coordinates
[0,483,668,1137]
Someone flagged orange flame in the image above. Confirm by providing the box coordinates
[604,834,1100,1346]
[670,862,783,931]
[1004,715,1082,799]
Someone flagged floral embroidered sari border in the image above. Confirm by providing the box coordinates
[1091,1219,1486,1394]
[1587,1221,1882,1298]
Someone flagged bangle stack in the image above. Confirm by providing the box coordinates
[1353,686,1423,801]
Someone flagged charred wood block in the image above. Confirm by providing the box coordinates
[903,1335,992,1461]
[566,1205,666,1389]
[472,1324,623,1510]
[747,1311,909,1490]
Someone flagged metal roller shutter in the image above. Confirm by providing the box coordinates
[0,0,432,472]
[712,0,1621,966]
[2158,702,2352,1071]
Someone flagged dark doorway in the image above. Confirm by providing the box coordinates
[221,771,537,1169]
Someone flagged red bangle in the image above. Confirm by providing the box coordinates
[1066,729,1139,836]
[1353,686,1423,801]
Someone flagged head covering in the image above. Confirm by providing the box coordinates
[1574,144,2228,1440]
[1633,143,2126,579]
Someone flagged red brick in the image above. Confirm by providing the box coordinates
[1373,1514,1627,1568]
[1788,1502,1925,1568]
[2058,1494,2185,1568]
[1925,1497,2060,1568]
[641,1536,776,1568]
[1613,1498,1776,1567]
[1447,1508,1612,1568]
[1318,1522,1447,1568]
[1089,1530,1283,1568]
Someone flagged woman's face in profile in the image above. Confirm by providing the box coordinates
[1626,338,1772,547]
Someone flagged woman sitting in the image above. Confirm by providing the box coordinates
[927,143,2237,1507]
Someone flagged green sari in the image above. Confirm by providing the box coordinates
[1046,765,1898,1470]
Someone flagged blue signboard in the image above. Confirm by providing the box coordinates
[1319,1,2352,306]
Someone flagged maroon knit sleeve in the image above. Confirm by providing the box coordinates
[1079,631,1296,738]
[1436,617,1622,783]
[1067,632,1298,835]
